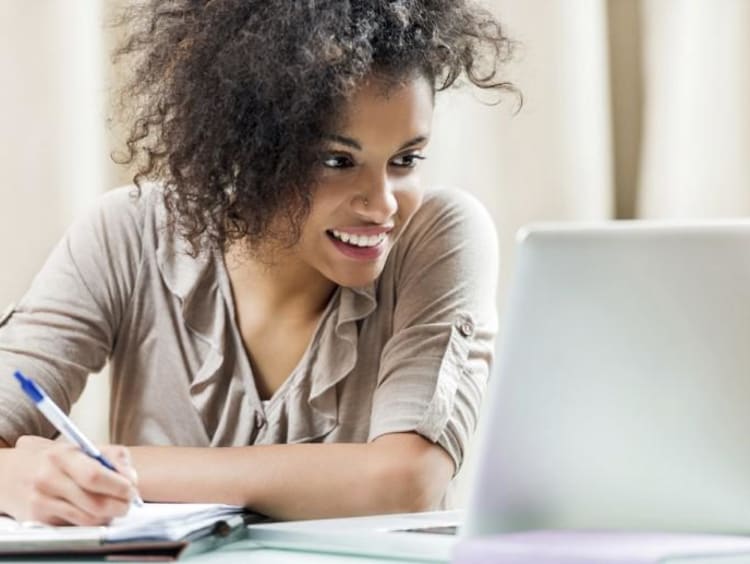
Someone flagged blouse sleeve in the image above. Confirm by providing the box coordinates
[0,187,145,445]
[368,188,499,474]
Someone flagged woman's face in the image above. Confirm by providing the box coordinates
[294,74,434,288]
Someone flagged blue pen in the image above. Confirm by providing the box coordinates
[14,370,144,507]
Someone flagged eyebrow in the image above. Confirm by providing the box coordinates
[323,134,429,152]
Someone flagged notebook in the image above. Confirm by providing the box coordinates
[0,502,262,560]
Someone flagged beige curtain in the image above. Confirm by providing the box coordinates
[1,0,749,476]
[638,0,750,218]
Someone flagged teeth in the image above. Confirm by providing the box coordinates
[331,229,387,248]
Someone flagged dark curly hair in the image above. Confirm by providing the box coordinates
[113,0,516,255]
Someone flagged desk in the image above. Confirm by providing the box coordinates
[197,542,435,564]
[11,532,750,564]
[0,510,458,563]
[3,543,430,564]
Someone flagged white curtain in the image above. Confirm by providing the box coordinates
[0,2,68,308]
[638,0,750,217]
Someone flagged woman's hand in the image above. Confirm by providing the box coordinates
[0,436,139,525]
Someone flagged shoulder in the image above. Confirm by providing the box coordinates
[61,184,168,282]
[69,183,167,250]
[81,184,159,233]
[393,187,498,266]
[418,187,495,226]
[378,187,499,312]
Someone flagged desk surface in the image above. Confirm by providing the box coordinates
[3,544,429,564]
[1,510,459,563]
[198,543,434,563]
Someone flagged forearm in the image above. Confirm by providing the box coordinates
[130,435,452,520]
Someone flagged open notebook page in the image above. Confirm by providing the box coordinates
[0,503,248,546]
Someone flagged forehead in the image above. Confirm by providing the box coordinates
[335,75,434,140]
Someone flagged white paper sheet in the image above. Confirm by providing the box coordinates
[0,502,246,549]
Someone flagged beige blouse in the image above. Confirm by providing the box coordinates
[0,184,498,478]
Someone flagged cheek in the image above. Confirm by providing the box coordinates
[308,178,351,215]
[302,187,341,234]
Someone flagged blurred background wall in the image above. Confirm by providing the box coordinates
[1,0,749,476]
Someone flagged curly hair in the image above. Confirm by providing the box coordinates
[113,0,516,255]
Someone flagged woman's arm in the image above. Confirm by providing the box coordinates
[0,188,144,445]
[0,189,146,524]
[131,432,453,519]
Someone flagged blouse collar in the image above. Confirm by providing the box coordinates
[154,203,378,443]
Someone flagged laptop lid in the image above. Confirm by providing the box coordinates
[464,221,750,537]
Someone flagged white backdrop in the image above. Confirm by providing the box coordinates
[638,0,750,217]
[2,2,750,496]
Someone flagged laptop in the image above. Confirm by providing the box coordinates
[245,220,750,561]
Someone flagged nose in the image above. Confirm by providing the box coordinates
[352,170,398,223]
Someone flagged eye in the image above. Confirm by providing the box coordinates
[322,153,355,169]
[390,153,427,168]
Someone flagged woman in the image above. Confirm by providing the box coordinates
[0,0,513,525]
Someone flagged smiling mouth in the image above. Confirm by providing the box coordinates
[325,228,391,261]
[326,229,388,248]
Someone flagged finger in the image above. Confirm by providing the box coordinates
[53,448,134,502]
[36,476,131,521]
[32,456,131,521]
[101,446,141,504]
[28,491,111,527]
[101,445,139,486]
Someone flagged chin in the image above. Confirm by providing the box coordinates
[332,264,384,288]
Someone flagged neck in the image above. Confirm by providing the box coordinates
[224,242,336,322]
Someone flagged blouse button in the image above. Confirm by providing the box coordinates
[456,317,475,337]
[255,412,266,429]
